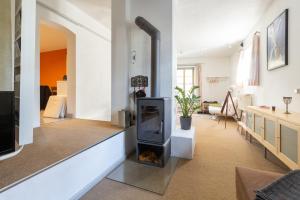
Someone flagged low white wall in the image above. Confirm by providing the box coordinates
[0,130,135,200]
[178,57,231,103]
[230,0,300,112]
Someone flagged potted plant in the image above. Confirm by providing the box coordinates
[175,86,200,130]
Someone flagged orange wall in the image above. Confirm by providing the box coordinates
[40,49,67,88]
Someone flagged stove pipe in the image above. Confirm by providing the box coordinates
[135,16,160,97]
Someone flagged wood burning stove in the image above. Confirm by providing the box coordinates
[135,17,171,167]
[137,98,171,167]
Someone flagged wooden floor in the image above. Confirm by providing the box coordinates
[0,119,124,192]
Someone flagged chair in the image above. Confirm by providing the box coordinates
[40,85,52,110]
[236,167,283,200]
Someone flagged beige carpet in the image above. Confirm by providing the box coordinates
[82,115,288,200]
[0,119,123,191]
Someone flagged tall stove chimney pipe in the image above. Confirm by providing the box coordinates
[135,16,160,97]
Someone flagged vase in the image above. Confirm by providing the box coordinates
[180,116,192,130]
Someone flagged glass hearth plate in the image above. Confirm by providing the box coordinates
[106,155,178,195]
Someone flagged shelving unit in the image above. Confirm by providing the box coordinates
[14,0,22,132]
[206,76,229,84]
[239,106,300,169]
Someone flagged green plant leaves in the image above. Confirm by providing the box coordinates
[175,86,201,117]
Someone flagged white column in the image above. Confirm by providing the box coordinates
[111,0,130,125]
[19,0,37,144]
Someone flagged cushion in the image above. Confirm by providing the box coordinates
[256,170,300,200]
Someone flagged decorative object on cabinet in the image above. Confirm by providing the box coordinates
[238,106,300,170]
[283,96,292,114]
[267,9,288,70]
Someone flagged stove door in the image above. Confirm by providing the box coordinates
[137,99,164,144]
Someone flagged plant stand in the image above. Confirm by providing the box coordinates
[171,127,195,159]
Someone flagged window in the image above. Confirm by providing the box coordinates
[236,46,252,86]
[176,68,194,91]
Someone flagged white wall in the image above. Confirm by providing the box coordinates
[230,0,300,112]
[111,0,176,130]
[0,0,13,91]
[37,0,112,121]
[129,0,175,98]
[178,57,231,103]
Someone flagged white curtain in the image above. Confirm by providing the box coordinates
[194,64,202,99]
[236,33,260,86]
[248,34,260,86]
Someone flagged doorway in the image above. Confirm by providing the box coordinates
[38,21,76,125]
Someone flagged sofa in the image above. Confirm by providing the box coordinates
[235,167,283,200]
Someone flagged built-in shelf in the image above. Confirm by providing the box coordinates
[14,0,22,129]
[206,76,229,84]
[15,34,21,41]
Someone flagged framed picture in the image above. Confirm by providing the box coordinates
[267,9,288,70]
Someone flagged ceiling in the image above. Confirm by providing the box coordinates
[176,0,273,58]
[40,22,67,52]
[65,0,272,58]
[67,0,111,28]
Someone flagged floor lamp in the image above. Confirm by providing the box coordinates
[220,90,238,128]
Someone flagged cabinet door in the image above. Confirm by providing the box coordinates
[254,114,264,138]
[280,124,299,164]
[246,112,254,131]
[265,119,276,147]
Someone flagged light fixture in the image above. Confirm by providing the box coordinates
[294,89,300,94]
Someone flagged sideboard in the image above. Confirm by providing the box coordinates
[238,106,300,169]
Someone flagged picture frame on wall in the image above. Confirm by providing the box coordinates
[267,9,288,71]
